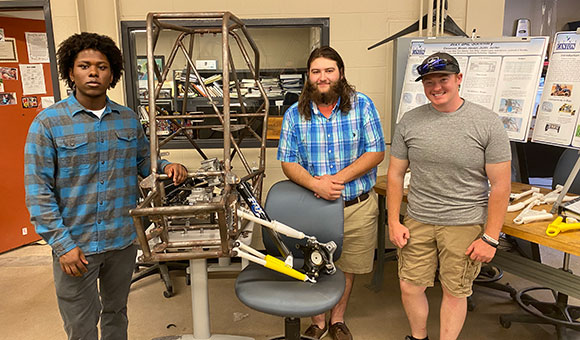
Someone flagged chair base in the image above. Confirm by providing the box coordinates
[265,317,317,340]
[268,337,317,340]
[156,335,253,340]
[132,261,187,298]
[468,264,517,311]
[499,287,580,340]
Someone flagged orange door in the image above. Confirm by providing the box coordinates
[0,16,56,253]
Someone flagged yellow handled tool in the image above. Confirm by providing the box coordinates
[546,216,580,237]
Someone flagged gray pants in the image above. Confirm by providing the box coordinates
[52,244,137,340]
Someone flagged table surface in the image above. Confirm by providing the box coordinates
[373,175,580,256]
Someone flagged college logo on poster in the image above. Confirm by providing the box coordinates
[555,34,577,51]
[411,43,426,56]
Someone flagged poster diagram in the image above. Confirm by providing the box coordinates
[398,37,548,141]
[532,32,580,148]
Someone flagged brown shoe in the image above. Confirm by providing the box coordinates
[329,322,353,340]
[304,323,328,339]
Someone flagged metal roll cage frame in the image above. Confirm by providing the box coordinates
[130,11,275,263]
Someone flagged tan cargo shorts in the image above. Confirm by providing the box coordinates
[335,191,378,274]
[397,216,484,298]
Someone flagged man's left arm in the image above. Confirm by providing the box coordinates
[332,151,384,183]
[465,160,511,263]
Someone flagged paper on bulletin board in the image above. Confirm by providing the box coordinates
[25,32,49,63]
[19,64,46,95]
[0,29,5,41]
[398,37,548,142]
[0,38,18,62]
[41,96,54,108]
[0,79,3,92]
[532,32,580,148]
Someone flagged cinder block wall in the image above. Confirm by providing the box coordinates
[50,0,505,194]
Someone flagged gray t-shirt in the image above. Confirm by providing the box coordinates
[391,100,511,225]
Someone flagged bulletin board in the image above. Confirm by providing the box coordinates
[0,16,56,253]
[532,31,580,148]
[396,36,549,142]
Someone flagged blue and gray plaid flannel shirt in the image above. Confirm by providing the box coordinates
[24,94,168,257]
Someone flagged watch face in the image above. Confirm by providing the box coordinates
[310,251,323,266]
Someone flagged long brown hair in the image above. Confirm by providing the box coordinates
[298,46,356,120]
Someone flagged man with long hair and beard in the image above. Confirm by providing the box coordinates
[278,46,385,340]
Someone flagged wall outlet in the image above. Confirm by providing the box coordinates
[22,227,28,235]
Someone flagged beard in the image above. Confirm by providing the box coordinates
[304,79,341,106]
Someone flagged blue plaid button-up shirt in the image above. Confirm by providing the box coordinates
[24,94,168,257]
[277,93,385,201]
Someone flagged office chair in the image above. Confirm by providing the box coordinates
[235,180,345,340]
[498,147,580,338]
[552,148,580,195]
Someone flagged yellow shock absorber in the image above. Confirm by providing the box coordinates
[264,255,307,281]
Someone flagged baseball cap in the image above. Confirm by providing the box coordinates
[415,52,460,81]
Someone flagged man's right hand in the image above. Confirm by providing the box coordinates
[389,221,410,248]
[313,174,344,200]
[59,247,89,277]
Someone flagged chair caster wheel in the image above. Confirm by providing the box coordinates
[163,289,173,298]
[499,316,511,329]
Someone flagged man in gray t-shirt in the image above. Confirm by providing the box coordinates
[387,52,511,340]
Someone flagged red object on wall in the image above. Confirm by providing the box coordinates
[0,16,55,253]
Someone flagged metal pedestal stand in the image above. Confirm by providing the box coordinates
[154,259,253,340]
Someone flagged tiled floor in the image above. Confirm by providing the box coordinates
[0,242,579,340]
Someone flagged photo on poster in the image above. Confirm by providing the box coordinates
[575,124,580,138]
[558,103,576,116]
[415,93,427,105]
[498,98,524,114]
[0,67,18,80]
[0,92,17,105]
[544,122,562,133]
[136,56,164,81]
[0,78,3,92]
[22,96,38,108]
[541,101,553,112]
[500,116,522,132]
[551,83,572,97]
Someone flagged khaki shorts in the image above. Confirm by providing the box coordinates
[335,191,378,274]
[397,216,484,298]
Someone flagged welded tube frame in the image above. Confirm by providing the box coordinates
[132,12,269,263]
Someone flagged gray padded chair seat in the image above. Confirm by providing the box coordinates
[235,180,345,333]
[236,259,345,317]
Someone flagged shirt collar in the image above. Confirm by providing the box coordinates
[310,96,342,118]
[67,93,121,117]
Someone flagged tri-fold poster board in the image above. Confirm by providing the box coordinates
[398,36,549,142]
[532,31,580,148]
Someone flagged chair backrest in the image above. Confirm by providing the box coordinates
[552,148,580,195]
[263,180,343,260]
